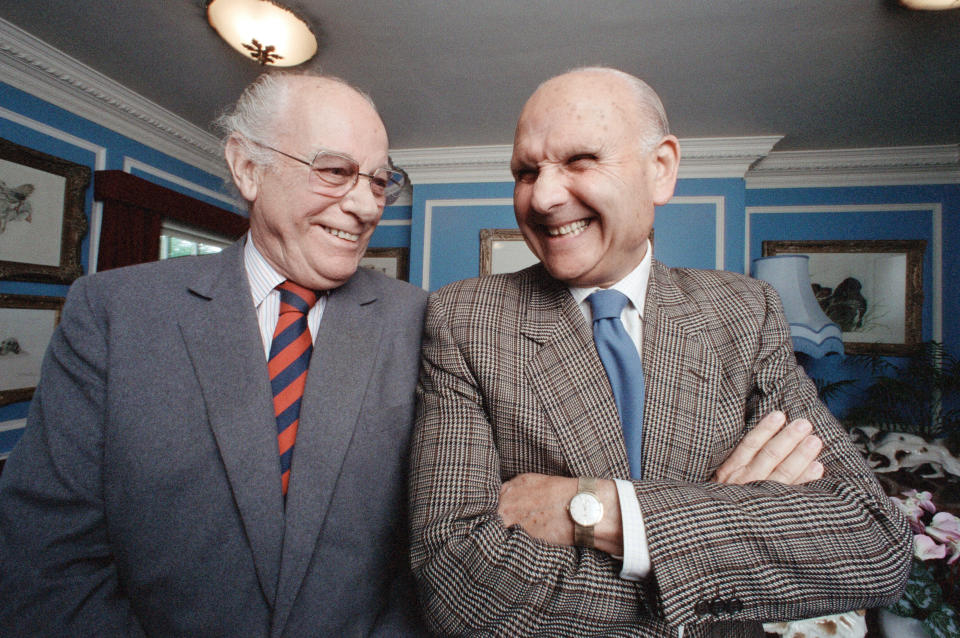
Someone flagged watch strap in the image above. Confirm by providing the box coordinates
[573,476,599,548]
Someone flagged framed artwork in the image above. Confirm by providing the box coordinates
[360,247,409,282]
[0,294,65,406]
[762,239,926,355]
[0,138,90,284]
[479,228,538,276]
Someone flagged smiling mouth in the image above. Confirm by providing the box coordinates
[322,225,360,242]
[544,219,590,238]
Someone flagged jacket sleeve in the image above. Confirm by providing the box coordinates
[0,277,145,637]
[633,279,911,625]
[409,291,662,636]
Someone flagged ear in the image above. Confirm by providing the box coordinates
[650,135,680,206]
[224,134,262,203]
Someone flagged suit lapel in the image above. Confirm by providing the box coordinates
[641,261,723,482]
[271,271,382,633]
[521,267,632,479]
[177,243,285,606]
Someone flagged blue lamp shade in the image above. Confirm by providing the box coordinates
[752,255,844,358]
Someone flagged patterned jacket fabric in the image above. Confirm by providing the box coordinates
[409,261,911,637]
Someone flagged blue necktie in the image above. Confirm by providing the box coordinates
[587,289,644,476]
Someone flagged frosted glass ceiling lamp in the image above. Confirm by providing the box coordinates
[900,0,960,9]
[207,0,318,66]
[752,255,844,358]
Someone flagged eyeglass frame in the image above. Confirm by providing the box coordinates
[252,141,406,205]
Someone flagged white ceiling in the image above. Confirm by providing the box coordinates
[1,0,958,153]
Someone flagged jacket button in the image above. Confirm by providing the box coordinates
[709,599,727,615]
[728,598,743,613]
[695,600,711,615]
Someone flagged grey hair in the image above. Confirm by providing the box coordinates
[213,70,378,169]
[561,66,670,151]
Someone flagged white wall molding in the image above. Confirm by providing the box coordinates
[421,197,513,289]
[669,196,726,270]
[747,145,960,188]
[677,136,782,179]
[0,418,26,459]
[123,158,241,209]
[0,18,227,179]
[394,136,783,184]
[392,145,514,184]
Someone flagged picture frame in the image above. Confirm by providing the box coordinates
[762,239,926,355]
[359,246,409,282]
[479,228,538,276]
[0,138,90,284]
[0,294,65,406]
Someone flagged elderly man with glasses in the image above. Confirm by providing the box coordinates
[0,72,428,637]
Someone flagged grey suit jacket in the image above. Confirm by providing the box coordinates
[410,261,911,637]
[0,242,429,637]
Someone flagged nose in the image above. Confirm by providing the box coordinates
[339,176,384,223]
[528,166,568,213]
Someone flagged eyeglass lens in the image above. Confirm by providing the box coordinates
[309,152,404,204]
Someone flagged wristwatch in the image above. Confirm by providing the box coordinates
[568,476,603,548]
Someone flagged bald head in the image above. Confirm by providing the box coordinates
[510,67,680,288]
[520,67,670,152]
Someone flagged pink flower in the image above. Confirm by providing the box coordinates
[892,490,936,533]
[904,489,937,513]
[914,534,948,561]
[926,511,960,564]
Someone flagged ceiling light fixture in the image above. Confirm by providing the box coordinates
[900,0,960,9]
[207,0,318,66]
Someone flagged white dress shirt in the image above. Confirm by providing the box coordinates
[243,234,326,357]
[568,240,653,582]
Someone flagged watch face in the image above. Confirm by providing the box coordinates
[569,492,603,527]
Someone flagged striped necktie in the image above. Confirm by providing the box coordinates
[587,289,645,477]
[268,281,318,496]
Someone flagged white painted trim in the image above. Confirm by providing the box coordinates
[123,158,240,209]
[394,137,782,184]
[421,197,514,289]
[0,105,107,272]
[669,196,726,270]
[744,203,942,342]
[0,18,227,179]
[392,146,513,184]
[376,219,411,226]
[747,145,960,188]
[677,137,781,179]
[0,418,26,433]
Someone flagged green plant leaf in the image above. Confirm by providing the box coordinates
[923,604,960,638]
[903,575,943,612]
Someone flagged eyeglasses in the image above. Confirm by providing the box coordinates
[256,142,406,205]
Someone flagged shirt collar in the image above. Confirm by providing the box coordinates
[568,239,652,318]
[243,232,286,307]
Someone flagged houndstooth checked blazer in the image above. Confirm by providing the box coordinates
[409,260,911,638]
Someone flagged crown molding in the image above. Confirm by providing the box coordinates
[390,145,514,184]
[0,18,227,179]
[746,144,960,188]
[391,136,784,184]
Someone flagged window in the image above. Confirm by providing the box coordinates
[159,220,232,260]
